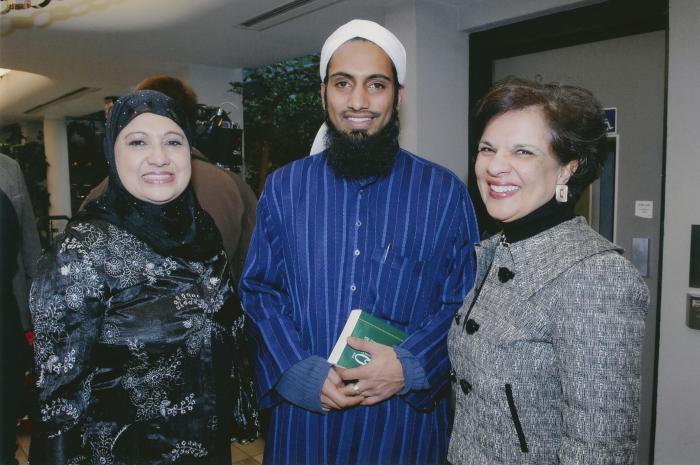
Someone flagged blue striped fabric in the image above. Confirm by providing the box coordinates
[240,149,479,465]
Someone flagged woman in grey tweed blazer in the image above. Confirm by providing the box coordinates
[448,78,648,465]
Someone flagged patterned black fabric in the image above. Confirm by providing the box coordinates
[30,220,253,464]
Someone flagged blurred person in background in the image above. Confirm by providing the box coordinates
[0,152,41,465]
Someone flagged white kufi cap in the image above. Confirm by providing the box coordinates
[319,19,406,84]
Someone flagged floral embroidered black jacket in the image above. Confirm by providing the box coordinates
[30,220,240,465]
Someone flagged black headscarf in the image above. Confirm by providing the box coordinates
[75,90,221,261]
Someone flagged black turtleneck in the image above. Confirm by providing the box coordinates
[501,197,575,244]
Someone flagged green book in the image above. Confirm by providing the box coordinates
[328,309,407,368]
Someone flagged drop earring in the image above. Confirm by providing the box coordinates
[555,184,568,203]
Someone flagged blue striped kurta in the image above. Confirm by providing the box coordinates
[240,149,479,465]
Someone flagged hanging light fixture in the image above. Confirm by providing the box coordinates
[1,0,57,15]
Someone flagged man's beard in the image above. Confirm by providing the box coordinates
[324,110,400,180]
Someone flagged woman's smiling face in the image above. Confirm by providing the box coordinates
[475,106,577,223]
[114,112,191,205]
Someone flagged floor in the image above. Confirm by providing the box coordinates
[14,433,265,465]
[15,434,28,465]
[232,439,265,464]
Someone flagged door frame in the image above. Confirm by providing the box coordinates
[467,1,668,463]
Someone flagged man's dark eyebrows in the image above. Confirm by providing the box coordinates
[328,72,392,81]
[367,73,391,81]
[329,72,354,80]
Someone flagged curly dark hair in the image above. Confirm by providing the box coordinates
[474,77,608,202]
[135,75,199,127]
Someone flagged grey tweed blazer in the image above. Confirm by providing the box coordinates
[447,217,648,465]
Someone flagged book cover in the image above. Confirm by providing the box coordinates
[328,309,407,368]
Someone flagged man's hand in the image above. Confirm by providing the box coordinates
[320,367,364,411]
[336,337,405,406]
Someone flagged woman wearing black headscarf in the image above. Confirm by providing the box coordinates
[30,91,245,464]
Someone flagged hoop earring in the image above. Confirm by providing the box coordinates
[555,184,568,203]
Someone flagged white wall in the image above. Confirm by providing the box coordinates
[654,1,700,463]
[385,2,419,154]
[43,118,72,232]
[414,0,470,181]
[385,0,470,181]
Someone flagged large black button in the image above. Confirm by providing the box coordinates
[454,313,461,325]
[459,379,472,395]
[498,267,515,283]
[449,369,457,383]
[465,318,480,334]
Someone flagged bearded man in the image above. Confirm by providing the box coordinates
[240,19,479,465]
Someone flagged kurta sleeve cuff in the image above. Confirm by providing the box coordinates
[276,355,332,413]
[394,346,429,395]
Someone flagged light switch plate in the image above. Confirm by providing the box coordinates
[631,237,650,278]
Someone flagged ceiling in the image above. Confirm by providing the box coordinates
[0,0,474,125]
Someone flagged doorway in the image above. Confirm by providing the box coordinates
[576,136,617,242]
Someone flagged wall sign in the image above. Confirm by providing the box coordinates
[604,107,617,135]
[635,201,653,219]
